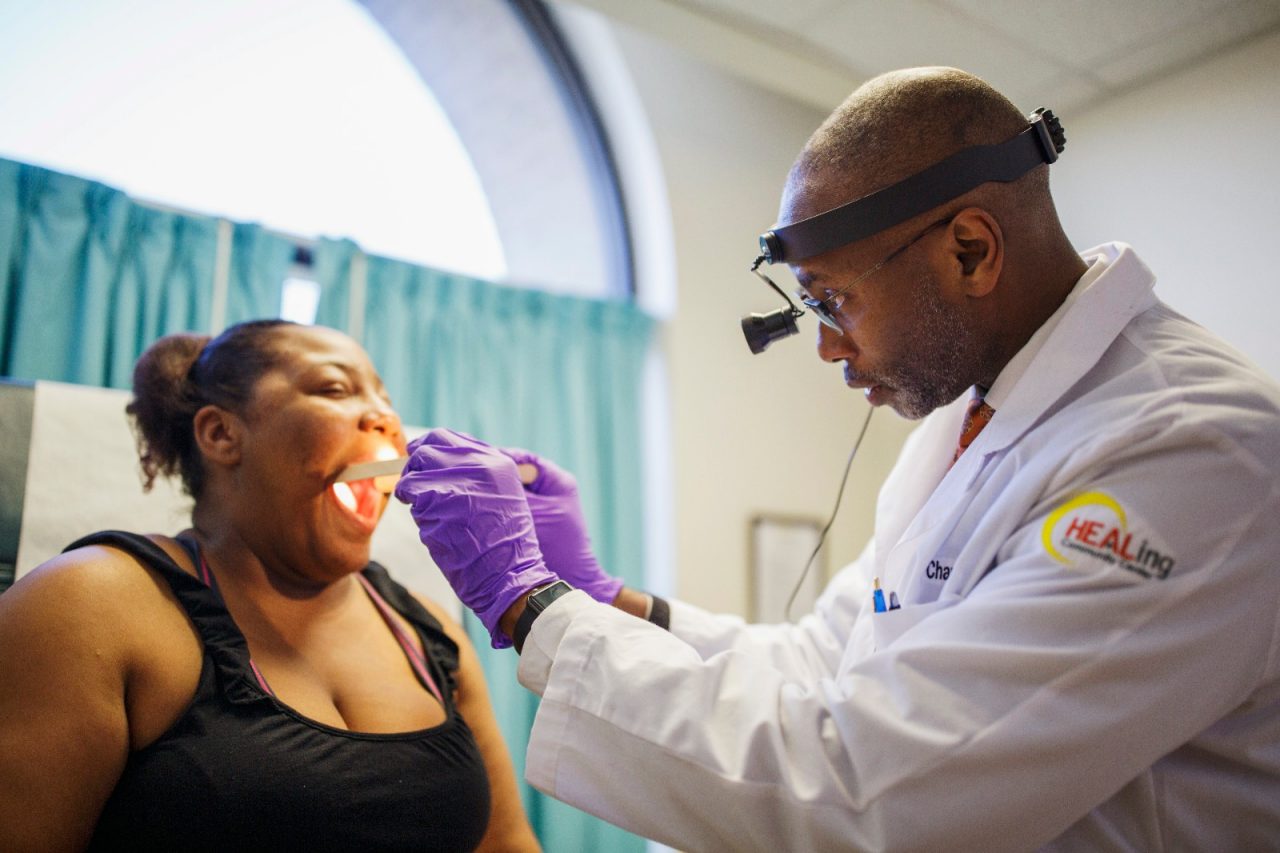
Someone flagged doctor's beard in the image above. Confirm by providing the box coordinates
[865,269,983,420]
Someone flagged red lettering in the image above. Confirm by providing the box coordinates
[1080,520,1103,546]
[1100,527,1122,555]
[1118,532,1136,561]
[1065,517,1091,542]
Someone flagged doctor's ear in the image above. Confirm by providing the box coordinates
[192,404,244,468]
[946,208,1003,297]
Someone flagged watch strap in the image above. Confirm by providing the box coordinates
[647,594,671,630]
[513,580,574,654]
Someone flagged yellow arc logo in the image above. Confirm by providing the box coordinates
[1041,491,1127,564]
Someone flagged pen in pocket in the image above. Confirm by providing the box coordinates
[872,578,902,613]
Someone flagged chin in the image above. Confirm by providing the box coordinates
[312,538,375,582]
[892,401,935,421]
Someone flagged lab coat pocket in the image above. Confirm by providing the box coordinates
[872,598,956,651]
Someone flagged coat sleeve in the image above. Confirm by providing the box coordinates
[516,422,1280,853]
[658,541,875,683]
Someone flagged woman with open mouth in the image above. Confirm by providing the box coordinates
[0,319,539,852]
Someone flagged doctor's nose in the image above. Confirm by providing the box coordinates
[816,319,852,363]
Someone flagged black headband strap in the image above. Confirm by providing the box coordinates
[760,108,1065,265]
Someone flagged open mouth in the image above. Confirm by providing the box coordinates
[330,444,402,529]
[331,478,382,527]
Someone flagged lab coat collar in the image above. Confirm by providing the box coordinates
[966,242,1157,460]
[873,398,965,559]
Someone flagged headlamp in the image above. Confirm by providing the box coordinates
[742,108,1066,353]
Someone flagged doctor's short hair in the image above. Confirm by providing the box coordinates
[127,318,299,498]
[794,66,1052,213]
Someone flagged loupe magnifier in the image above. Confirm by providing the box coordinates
[741,307,800,354]
[741,108,1066,354]
[741,254,804,354]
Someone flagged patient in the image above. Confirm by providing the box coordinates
[0,320,540,852]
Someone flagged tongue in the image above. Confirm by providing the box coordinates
[353,480,379,520]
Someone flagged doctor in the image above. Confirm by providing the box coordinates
[396,67,1280,851]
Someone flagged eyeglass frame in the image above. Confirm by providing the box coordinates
[750,214,955,334]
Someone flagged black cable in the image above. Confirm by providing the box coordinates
[784,406,875,622]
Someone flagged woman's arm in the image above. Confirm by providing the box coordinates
[418,596,541,853]
[0,551,136,852]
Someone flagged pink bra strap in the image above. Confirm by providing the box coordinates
[198,554,274,695]
[356,573,445,706]
[247,660,274,696]
[197,554,443,706]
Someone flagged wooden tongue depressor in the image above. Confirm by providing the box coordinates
[336,456,539,485]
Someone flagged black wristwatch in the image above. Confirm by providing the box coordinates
[513,580,575,654]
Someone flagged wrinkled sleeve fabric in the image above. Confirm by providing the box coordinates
[516,423,1280,853]
[662,543,874,682]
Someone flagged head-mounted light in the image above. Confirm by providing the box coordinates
[742,108,1066,353]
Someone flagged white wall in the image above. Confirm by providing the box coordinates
[1053,29,1280,380]
[600,22,917,616]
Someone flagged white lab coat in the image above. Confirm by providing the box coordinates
[518,244,1280,852]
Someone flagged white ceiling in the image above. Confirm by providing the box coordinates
[563,0,1280,115]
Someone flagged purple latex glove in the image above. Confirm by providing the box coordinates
[499,447,623,604]
[394,428,557,648]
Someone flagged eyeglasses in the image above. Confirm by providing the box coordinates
[798,215,955,331]
[750,215,954,336]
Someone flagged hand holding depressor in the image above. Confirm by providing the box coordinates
[499,446,624,605]
[394,428,557,648]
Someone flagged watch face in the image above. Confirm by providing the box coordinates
[514,581,572,654]
[531,581,571,613]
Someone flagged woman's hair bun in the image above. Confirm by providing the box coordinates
[126,333,210,493]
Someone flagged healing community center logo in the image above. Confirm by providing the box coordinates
[1040,491,1176,580]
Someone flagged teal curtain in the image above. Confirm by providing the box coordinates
[224,221,294,328]
[0,157,298,385]
[0,157,218,387]
[343,251,653,852]
[311,236,360,334]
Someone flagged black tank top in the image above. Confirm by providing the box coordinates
[70,531,492,852]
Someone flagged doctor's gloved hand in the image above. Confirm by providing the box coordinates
[394,428,557,648]
[499,447,624,605]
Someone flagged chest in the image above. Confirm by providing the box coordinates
[838,438,1060,664]
[229,595,449,733]
[131,584,449,753]
[878,445,1047,599]
[97,655,490,853]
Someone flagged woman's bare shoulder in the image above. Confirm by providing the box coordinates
[0,534,205,850]
[2,533,197,647]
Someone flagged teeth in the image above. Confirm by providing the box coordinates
[373,445,402,491]
[333,482,358,512]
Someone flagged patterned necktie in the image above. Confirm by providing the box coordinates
[952,396,995,466]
